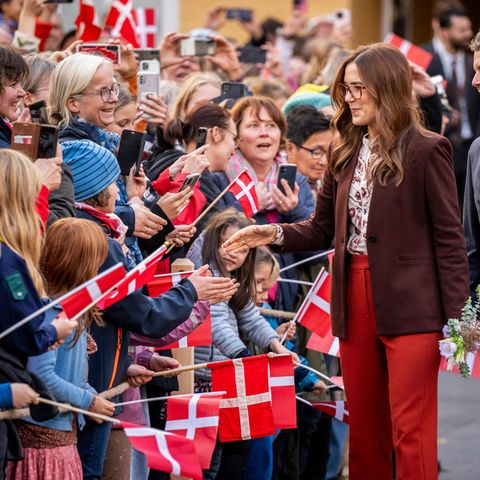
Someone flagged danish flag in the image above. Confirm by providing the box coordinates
[165,392,224,469]
[268,354,296,429]
[75,0,102,42]
[210,355,275,442]
[311,401,349,424]
[105,0,140,48]
[295,268,331,337]
[228,170,260,218]
[306,330,340,357]
[440,351,480,378]
[98,245,167,309]
[384,33,433,70]
[147,271,192,297]
[121,423,202,479]
[133,8,157,48]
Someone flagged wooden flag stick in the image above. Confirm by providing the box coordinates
[115,390,226,407]
[258,308,295,320]
[278,278,314,286]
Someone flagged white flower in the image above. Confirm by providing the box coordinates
[439,341,457,358]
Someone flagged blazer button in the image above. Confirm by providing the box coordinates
[368,234,377,243]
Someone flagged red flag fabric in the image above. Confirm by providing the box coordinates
[227,170,260,218]
[311,401,349,424]
[133,7,157,48]
[268,354,296,429]
[331,376,344,388]
[99,245,167,309]
[60,263,126,317]
[105,0,139,47]
[75,0,102,41]
[121,423,202,479]
[155,313,212,350]
[210,355,275,441]
[295,268,331,337]
[439,351,480,378]
[384,33,433,70]
[165,393,224,469]
[306,330,340,357]
[147,271,191,297]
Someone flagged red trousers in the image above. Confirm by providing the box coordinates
[340,255,441,480]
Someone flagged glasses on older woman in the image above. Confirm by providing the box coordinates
[297,144,328,160]
[76,82,120,103]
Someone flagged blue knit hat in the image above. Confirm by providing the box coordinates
[61,140,120,202]
[282,92,332,116]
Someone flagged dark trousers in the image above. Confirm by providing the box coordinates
[217,439,252,480]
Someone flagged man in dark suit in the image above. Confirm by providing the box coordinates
[422,5,480,207]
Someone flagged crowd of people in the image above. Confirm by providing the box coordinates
[0,0,479,479]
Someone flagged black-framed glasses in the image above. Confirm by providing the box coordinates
[76,82,120,103]
[338,82,366,100]
[297,144,328,160]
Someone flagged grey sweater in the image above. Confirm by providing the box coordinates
[187,234,279,380]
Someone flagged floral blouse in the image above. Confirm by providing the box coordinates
[347,136,374,254]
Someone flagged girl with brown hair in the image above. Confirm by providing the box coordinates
[224,43,469,480]
[8,218,116,480]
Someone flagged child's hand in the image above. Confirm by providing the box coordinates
[277,321,296,340]
[311,380,328,394]
[89,395,115,423]
[149,354,181,376]
[51,316,78,342]
[126,364,155,387]
[10,383,39,408]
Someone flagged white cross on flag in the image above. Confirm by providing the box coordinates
[306,330,340,358]
[133,8,157,48]
[311,401,349,424]
[384,33,433,70]
[121,423,202,479]
[105,0,140,48]
[165,392,224,469]
[268,354,296,429]
[295,267,331,337]
[59,263,126,317]
[440,351,480,378]
[75,0,102,41]
[210,355,275,441]
[228,170,260,218]
[98,245,167,309]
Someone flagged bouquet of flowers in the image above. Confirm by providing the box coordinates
[439,294,480,378]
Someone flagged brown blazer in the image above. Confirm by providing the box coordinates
[278,129,469,339]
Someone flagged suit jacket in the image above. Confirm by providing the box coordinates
[277,129,469,339]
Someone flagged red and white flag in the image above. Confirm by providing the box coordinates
[147,271,192,298]
[133,7,157,48]
[165,392,224,469]
[121,423,202,479]
[105,0,139,48]
[210,355,275,441]
[311,401,349,424]
[440,351,480,378]
[295,268,331,337]
[155,313,212,350]
[306,330,340,357]
[384,33,433,70]
[60,263,126,317]
[228,170,260,218]
[268,354,296,429]
[98,245,167,309]
[75,0,102,41]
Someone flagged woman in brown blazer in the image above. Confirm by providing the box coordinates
[224,43,469,480]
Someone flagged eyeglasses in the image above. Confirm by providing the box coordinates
[338,82,366,100]
[75,82,120,103]
[297,144,328,160]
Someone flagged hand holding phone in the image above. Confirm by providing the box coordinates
[276,164,297,195]
[116,129,146,176]
[77,44,121,64]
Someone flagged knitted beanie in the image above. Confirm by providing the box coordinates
[61,139,120,202]
[282,92,332,116]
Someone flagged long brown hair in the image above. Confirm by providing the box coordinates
[41,218,108,344]
[0,149,44,295]
[330,43,423,186]
[201,209,256,312]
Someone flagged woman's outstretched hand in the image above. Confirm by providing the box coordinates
[222,225,277,252]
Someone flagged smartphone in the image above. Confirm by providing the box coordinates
[179,173,201,192]
[179,38,216,57]
[221,82,248,100]
[137,70,160,103]
[12,123,58,160]
[196,127,208,149]
[226,8,253,22]
[29,100,49,124]
[237,46,267,64]
[277,164,297,195]
[77,44,121,65]
[116,130,146,176]
[37,125,58,158]
[134,48,161,63]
